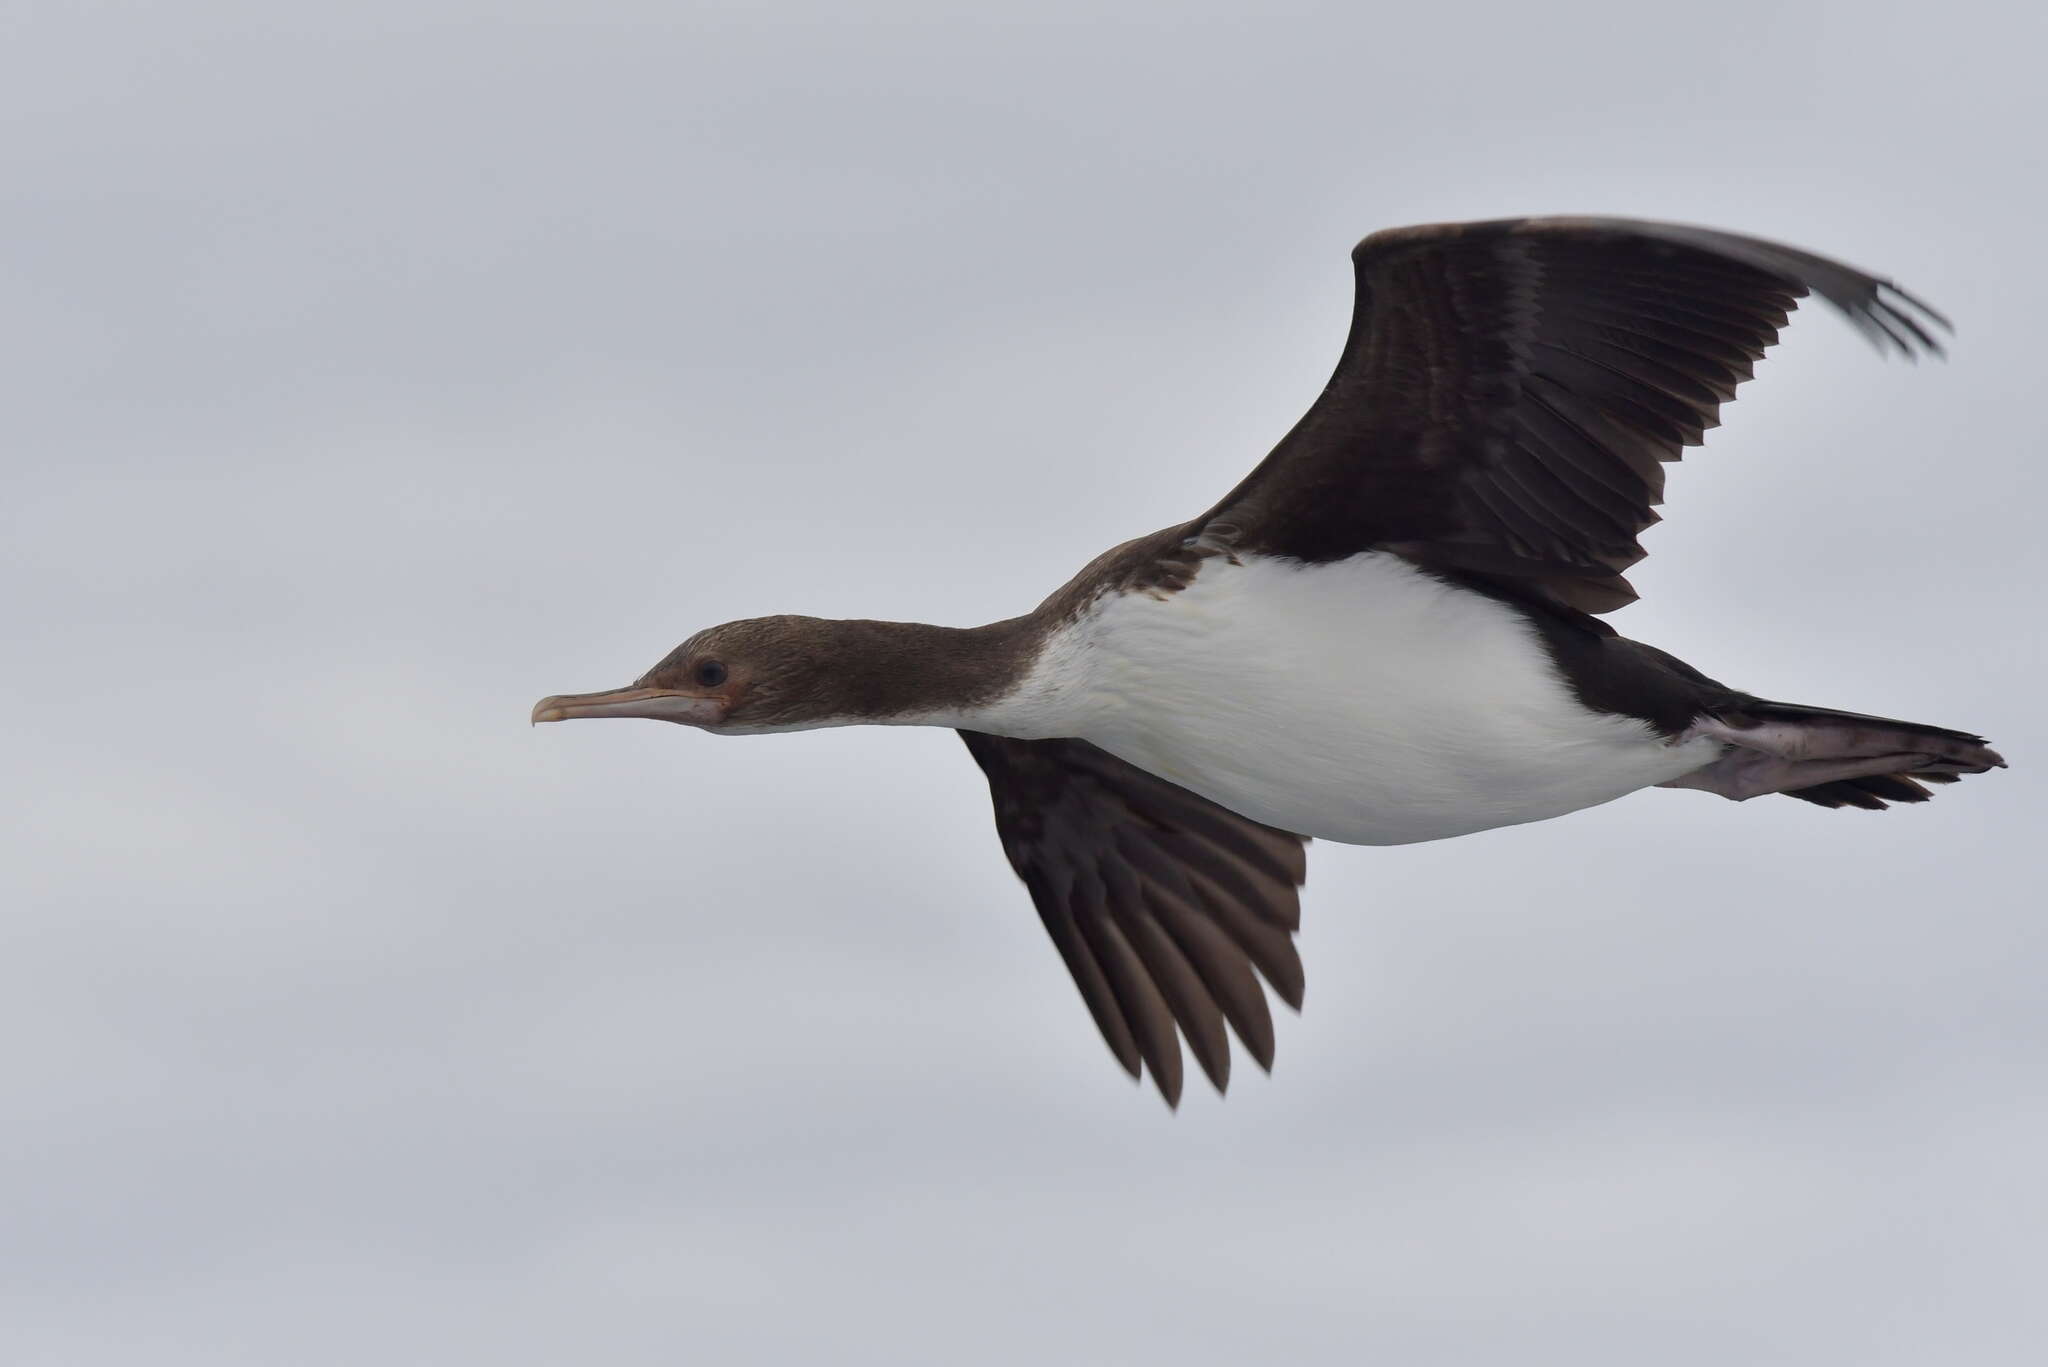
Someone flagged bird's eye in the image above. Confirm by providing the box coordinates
[693,660,728,688]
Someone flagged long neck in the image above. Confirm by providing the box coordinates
[803,615,1050,729]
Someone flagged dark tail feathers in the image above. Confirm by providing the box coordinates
[1733,701,2005,810]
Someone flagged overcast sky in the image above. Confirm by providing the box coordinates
[5,3,2045,1364]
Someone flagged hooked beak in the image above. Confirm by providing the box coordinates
[531,685,726,728]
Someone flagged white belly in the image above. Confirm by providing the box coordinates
[987,552,1719,845]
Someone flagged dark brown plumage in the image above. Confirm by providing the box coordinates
[946,218,1973,1102]
[537,215,2000,1108]
[958,733,1307,1105]
[1203,217,1949,612]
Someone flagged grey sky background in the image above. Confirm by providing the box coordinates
[5,2,2044,1363]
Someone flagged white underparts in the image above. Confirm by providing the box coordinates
[964,551,1722,845]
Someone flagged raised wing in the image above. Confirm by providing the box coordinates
[1205,216,1948,612]
[959,731,1308,1106]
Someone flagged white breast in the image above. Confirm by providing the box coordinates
[973,552,1720,845]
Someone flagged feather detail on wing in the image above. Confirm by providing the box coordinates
[1205,216,1947,613]
[959,731,1309,1106]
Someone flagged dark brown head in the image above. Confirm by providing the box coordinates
[532,614,1033,735]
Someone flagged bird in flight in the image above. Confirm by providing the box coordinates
[535,216,2004,1105]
